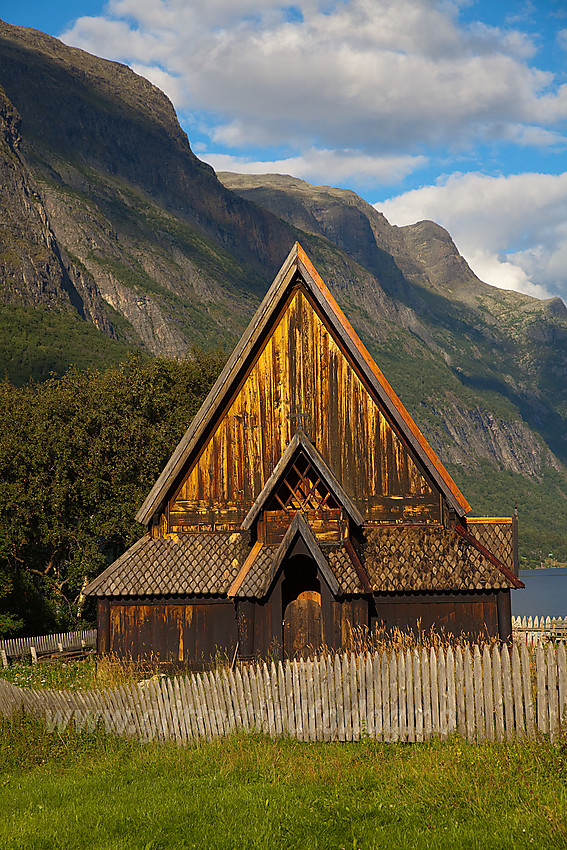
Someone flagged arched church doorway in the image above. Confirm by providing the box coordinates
[281,554,322,658]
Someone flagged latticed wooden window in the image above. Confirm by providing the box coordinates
[267,451,339,513]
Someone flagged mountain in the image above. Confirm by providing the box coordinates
[0,20,566,565]
[0,19,296,370]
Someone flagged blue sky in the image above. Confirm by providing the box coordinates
[3,1,567,303]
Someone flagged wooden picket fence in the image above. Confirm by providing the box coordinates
[1,643,566,744]
[0,629,97,660]
[513,616,567,645]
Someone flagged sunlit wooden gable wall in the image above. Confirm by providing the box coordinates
[163,283,443,538]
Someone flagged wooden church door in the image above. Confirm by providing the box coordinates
[281,554,322,658]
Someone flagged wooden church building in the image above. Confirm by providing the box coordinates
[86,243,523,666]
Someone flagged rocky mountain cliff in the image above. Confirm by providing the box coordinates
[0,20,566,564]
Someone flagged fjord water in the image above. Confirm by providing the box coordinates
[512,567,567,618]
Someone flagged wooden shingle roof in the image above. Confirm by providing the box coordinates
[85,520,521,598]
[84,528,367,598]
[363,525,522,592]
[84,533,247,597]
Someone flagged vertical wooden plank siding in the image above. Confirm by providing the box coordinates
[168,290,436,530]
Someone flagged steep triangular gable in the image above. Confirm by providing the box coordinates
[137,243,470,527]
[242,430,364,530]
[229,511,340,599]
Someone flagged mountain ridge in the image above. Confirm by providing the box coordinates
[0,20,566,564]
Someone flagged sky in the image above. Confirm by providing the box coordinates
[3,1,567,304]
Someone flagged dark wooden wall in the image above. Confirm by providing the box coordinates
[95,590,511,667]
[235,560,370,661]
[371,591,510,641]
[97,598,238,668]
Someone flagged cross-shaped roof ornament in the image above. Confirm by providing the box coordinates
[288,408,308,434]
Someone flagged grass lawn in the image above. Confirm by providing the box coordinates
[0,715,566,849]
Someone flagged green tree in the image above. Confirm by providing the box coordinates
[0,352,224,636]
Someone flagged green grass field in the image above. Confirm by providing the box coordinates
[0,714,565,849]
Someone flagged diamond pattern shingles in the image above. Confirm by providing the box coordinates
[327,546,365,594]
[86,533,248,597]
[88,525,507,599]
[235,542,365,598]
[363,526,515,592]
[467,520,514,573]
[237,546,279,598]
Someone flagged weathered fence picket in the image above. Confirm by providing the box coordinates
[483,646,494,742]
[513,616,567,645]
[1,643,565,745]
[0,629,97,660]
[536,645,547,736]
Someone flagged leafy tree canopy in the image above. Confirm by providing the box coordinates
[0,351,224,637]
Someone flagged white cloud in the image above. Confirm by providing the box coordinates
[129,64,185,106]
[203,149,427,186]
[60,0,567,154]
[377,171,567,301]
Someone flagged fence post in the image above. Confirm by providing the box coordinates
[389,651,398,743]
[0,649,8,669]
[422,647,432,740]
[519,643,534,737]
[473,645,484,743]
[501,644,514,741]
[464,646,475,742]
[430,647,439,738]
[373,652,382,742]
[483,645,494,742]
[413,649,423,743]
[547,644,559,744]
[536,644,548,736]
[398,650,406,743]
[381,651,390,743]
[438,647,448,740]
[446,646,457,737]
[492,645,504,742]
[511,645,525,739]
[405,648,415,743]
[558,643,567,732]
